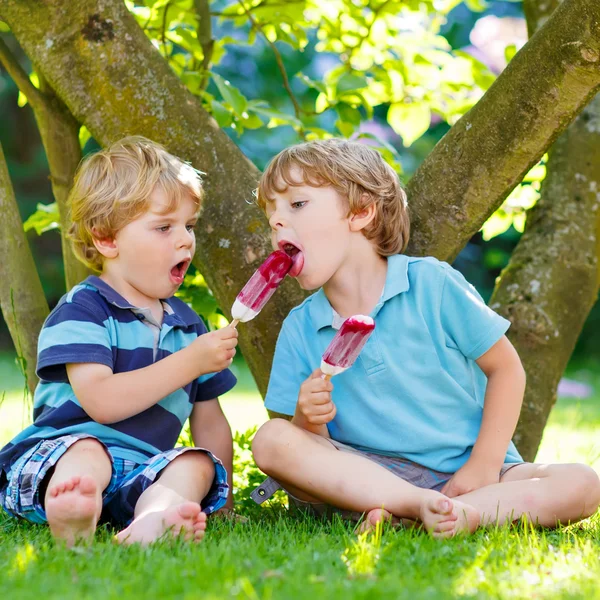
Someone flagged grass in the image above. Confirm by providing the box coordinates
[0,352,600,599]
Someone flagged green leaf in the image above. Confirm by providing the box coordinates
[387,102,431,147]
[481,211,512,241]
[23,203,61,235]
[210,100,233,128]
[505,44,517,64]
[335,102,361,127]
[335,119,355,138]
[249,105,303,128]
[297,73,327,94]
[79,127,92,149]
[210,72,247,116]
[0,21,10,33]
[336,73,368,94]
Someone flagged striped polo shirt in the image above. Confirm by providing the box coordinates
[0,276,237,471]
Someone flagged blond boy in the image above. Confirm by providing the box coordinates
[251,139,600,536]
[0,137,238,546]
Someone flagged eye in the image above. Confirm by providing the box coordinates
[157,225,170,232]
[186,224,196,232]
[292,201,306,209]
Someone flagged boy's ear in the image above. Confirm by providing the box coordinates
[349,198,377,232]
[92,228,118,259]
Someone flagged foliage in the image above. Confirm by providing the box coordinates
[126,0,497,165]
[481,156,546,242]
[22,202,60,235]
[179,423,288,516]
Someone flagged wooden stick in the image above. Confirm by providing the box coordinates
[230,318,240,329]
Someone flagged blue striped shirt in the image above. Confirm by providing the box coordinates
[0,276,236,470]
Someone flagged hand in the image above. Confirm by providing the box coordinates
[295,369,336,425]
[191,326,238,374]
[440,458,500,498]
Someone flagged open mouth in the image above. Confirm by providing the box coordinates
[170,259,190,285]
[279,241,304,277]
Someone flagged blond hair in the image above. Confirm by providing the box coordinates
[67,136,203,272]
[257,139,409,256]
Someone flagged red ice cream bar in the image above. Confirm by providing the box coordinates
[321,315,375,378]
[230,250,293,325]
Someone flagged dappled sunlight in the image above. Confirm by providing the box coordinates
[9,543,37,576]
[451,530,599,598]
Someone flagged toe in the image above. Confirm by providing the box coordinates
[434,496,453,515]
[177,502,201,520]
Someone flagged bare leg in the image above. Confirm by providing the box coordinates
[115,451,215,546]
[44,438,112,546]
[252,419,480,537]
[454,463,600,527]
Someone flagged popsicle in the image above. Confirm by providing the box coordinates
[321,315,375,380]
[230,250,293,327]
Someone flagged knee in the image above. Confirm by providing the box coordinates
[564,464,600,518]
[67,438,108,460]
[172,451,215,478]
[576,465,600,518]
[252,418,295,473]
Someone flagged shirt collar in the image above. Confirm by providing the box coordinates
[309,254,411,331]
[83,276,195,327]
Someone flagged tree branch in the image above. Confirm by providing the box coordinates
[0,142,49,397]
[0,34,88,288]
[194,0,214,91]
[0,36,44,109]
[237,0,303,124]
[490,0,600,461]
[406,0,600,262]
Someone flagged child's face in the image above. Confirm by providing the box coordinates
[102,188,198,305]
[266,169,352,291]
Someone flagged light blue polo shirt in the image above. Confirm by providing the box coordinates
[264,254,523,473]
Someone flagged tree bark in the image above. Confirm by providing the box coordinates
[2,0,599,398]
[489,0,600,461]
[0,143,49,396]
[406,0,600,262]
[0,38,89,289]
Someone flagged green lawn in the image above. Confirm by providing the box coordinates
[0,353,599,599]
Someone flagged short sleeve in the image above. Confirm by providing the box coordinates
[264,320,312,416]
[37,301,114,382]
[440,266,510,360]
[194,319,237,401]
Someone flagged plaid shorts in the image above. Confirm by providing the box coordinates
[0,434,228,526]
[251,437,522,521]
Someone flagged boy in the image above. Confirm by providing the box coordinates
[0,137,238,546]
[251,138,600,537]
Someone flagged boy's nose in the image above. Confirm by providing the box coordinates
[268,211,286,230]
[178,228,195,248]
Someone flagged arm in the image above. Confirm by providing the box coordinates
[190,398,234,510]
[441,335,526,497]
[67,327,238,424]
[471,335,526,467]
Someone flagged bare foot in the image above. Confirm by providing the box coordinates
[356,508,405,534]
[115,501,207,546]
[420,495,480,538]
[45,475,101,547]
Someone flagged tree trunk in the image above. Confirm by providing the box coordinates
[0,38,89,289]
[489,0,600,460]
[407,0,600,262]
[2,0,600,397]
[36,77,89,288]
[0,143,49,396]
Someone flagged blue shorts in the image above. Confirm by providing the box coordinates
[0,434,228,526]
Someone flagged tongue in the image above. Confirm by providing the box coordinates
[289,252,304,277]
[171,264,182,279]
